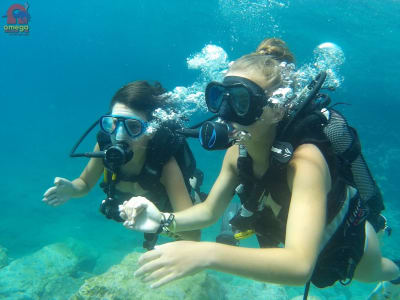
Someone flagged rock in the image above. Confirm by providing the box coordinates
[222,279,288,300]
[71,252,225,300]
[0,238,97,300]
[0,246,8,269]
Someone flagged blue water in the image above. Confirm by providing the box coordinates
[1,0,399,298]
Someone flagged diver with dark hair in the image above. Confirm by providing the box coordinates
[118,38,399,298]
[43,80,202,250]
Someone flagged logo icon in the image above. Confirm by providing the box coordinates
[3,3,30,35]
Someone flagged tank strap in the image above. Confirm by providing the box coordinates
[303,281,311,300]
[339,126,361,164]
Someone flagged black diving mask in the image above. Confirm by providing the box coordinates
[205,76,267,126]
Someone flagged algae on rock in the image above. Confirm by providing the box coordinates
[71,252,225,300]
[0,238,96,300]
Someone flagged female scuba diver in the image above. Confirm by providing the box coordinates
[118,39,400,297]
[42,80,200,249]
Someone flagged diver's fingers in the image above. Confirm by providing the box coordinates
[150,273,178,289]
[142,266,170,283]
[135,257,164,278]
[119,204,135,220]
[43,194,57,202]
[122,198,147,219]
[46,198,61,206]
[123,220,137,230]
[54,177,63,185]
[118,203,128,218]
[43,186,57,197]
[131,205,145,220]
[122,220,130,229]
[54,177,69,185]
[137,249,162,267]
[119,210,128,221]
[124,196,147,207]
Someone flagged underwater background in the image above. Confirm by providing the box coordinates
[1,0,399,299]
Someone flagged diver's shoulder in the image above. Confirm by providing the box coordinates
[290,143,327,167]
[223,144,240,172]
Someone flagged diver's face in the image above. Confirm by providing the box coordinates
[224,70,276,141]
[110,103,150,149]
[223,71,263,127]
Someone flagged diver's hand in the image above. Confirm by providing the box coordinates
[119,196,162,233]
[367,281,400,300]
[42,177,76,206]
[134,241,210,288]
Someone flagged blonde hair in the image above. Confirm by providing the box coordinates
[228,38,296,122]
[255,38,295,63]
[228,55,281,94]
[228,38,295,93]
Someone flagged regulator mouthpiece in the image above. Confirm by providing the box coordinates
[199,121,234,150]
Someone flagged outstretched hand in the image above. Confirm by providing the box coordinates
[42,177,75,206]
[119,196,163,233]
[134,241,210,288]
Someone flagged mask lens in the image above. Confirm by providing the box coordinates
[229,86,250,116]
[100,116,118,134]
[124,118,144,137]
[206,84,225,113]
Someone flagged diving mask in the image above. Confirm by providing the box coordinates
[100,115,148,139]
[205,76,267,125]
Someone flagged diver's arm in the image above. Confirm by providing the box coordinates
[135,144,330,287]
[72,143,104,197]
[119,147,238,233]
[43,144,104,206]
[203,144,330,285]
[160,157,200,241]
[172,146,239,232]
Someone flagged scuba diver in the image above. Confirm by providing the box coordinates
[42,80,203,250]
[118,38,399,298]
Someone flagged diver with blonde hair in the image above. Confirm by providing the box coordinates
[119,39,399,299]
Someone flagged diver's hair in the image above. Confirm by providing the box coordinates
[110,80,167,120]
[228,55,282,94]
[228,38,296,122]
[229,39,294,93]
[255,38,295,63]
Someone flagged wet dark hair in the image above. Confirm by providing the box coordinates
[109,80,167,120]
